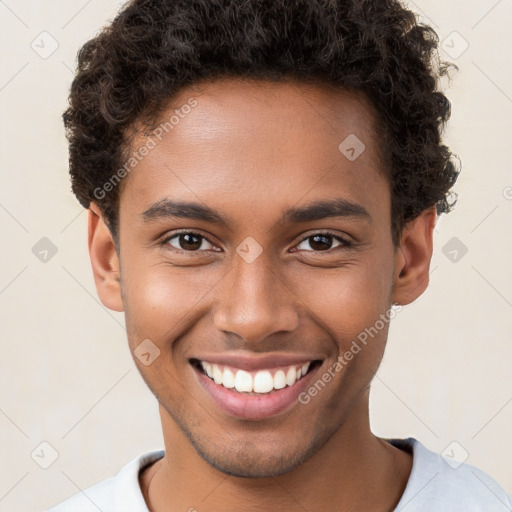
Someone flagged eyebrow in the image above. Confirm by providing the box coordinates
[140,197,371,226]
[283,198,371,224]
[141,198,230,225]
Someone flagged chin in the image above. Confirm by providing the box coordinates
[188,431,327,478]
[197,448,306,478]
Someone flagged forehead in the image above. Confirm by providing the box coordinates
[120,77,390,230]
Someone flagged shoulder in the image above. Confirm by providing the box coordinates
[46,450,165,512]
[389,437,512,511]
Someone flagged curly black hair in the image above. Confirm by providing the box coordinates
[63,0,460,249]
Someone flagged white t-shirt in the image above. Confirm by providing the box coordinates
[47,437,512,511]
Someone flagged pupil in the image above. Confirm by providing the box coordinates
[180,233,201,250]
[310,235,331,251]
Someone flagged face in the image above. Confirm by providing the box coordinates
[91,77,430,478]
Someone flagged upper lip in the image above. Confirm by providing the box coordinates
[190,352,322,371]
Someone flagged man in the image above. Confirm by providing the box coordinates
[49,0,512,510]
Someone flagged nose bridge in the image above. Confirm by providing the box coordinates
[213,249,299,343]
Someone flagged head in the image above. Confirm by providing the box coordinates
[64,0,459,478]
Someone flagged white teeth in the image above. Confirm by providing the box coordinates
[253,370,274,393]
[285,366,296,386]
[199,360,314,393]
[273,370,286,389]
[222,368,235,388]
[234,369,253,392]
[213,364,223,385]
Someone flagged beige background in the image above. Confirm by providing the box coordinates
[0,0,511,510]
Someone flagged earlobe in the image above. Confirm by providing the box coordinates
[88,203,124,312]
[392,207,437,306]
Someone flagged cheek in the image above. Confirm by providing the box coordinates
[121,262,201,347]
[293,256,393,340]
[121,256,229,354]
[336,257,395,373]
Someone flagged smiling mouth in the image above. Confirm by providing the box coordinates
[190,358,323,395]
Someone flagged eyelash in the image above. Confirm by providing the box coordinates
[159,229,354,254]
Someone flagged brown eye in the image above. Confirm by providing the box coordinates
[164,232,216,252]
[295,233,352,252]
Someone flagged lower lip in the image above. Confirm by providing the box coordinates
[192,363,321,420]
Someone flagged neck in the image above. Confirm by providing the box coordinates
[141,388,412,512]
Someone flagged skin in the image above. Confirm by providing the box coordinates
[88,77,436,511]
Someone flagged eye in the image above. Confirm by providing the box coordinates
[162,231,219,252]
[294,232,353,252]
[160,230,353,254]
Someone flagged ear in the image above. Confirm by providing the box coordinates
[88,203,124,312]
[392,206,437,306]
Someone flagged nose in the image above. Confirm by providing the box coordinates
[213,252,299,345]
